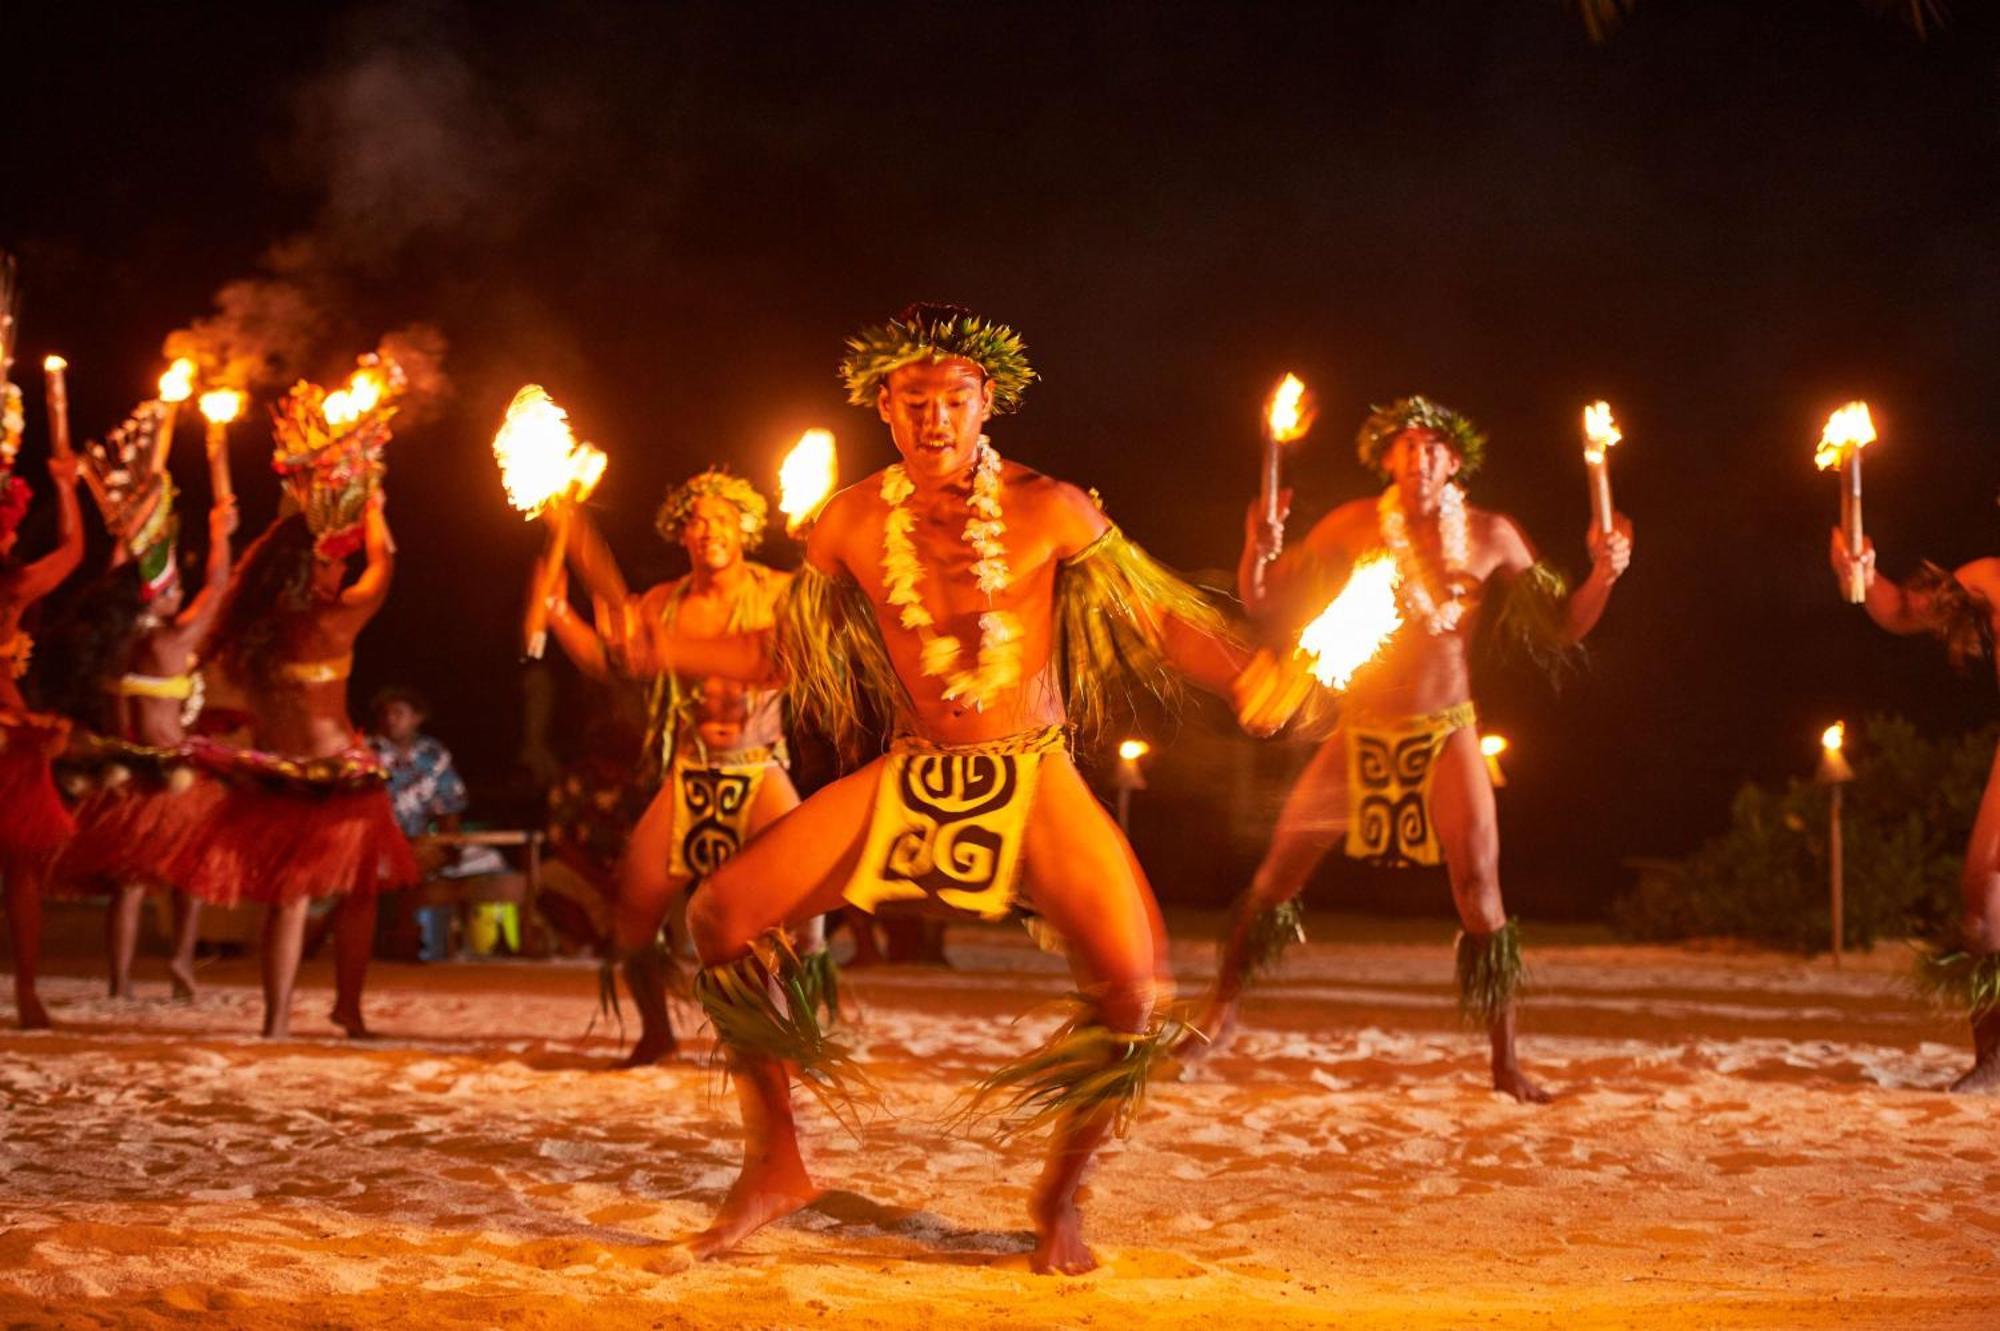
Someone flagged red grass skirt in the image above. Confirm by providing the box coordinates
[169,740,419,907]
[56,762,227,893]
[0,709,75,868]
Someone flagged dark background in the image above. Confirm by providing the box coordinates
[5,1,1997,917]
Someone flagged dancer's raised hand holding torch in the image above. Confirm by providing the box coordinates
[493,385,607,659]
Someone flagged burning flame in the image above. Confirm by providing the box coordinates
[157,358,197,403]
[1296,552,1404,689]
[1582,400,1622,464]
[493,385,607,517]
[778,428,838,533]
[1821,721,1846,753]
[323,366,390,429]
[1266,373,1314,444]
[1815,402,1876,470]
[1117,739,1151,762]
[1479,734,1509,758]
[43,354,67,373]
[199,389,245,425]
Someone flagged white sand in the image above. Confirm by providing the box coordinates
[3,915,1996,1328]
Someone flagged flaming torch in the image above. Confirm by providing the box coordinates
[152,357,196,472]
[1815,720,1855,964]
[1261,372,1314,533]
[1296,553,1403,690]
[198,388,244,504]
[493,385,608,658]
[778,428,838,536]
[41,355,72,460]
[1480,733,1510,788]
[1816,402,1876,605]
[1582,400,1621,536]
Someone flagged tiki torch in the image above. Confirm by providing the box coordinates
[1480,733,1510,789]
[1816,720,1855,965]
[1582,400,1621,536]
[1113,738,1149,833]
[778,428,838,537]
[198,389,244,504]
[42,355,72,460]
[1261,373,1314,534]
[1235,552,1405,735]
[493,385,607,659]
[153,357,196,473]
[1816,402,1876,605]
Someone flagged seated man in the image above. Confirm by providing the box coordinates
[369,685,472,960]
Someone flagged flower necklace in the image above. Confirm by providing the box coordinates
[880,438,1023,710]
[1377,482,1470,634]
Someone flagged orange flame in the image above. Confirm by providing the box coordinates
[1582,400,1622,464]
[1296,552,1403,689]
[1821,720,1846,753]
[778,428,838,533]
[493,385,607,517]
[1480,734,1509,758]
[42,354,67,373]
[323,365,391,429]
[199,389,245,425]
[1815,402,1876,470]
[157,358,197,403]
[1266,372,1314,444]
[1117,738,1151,762]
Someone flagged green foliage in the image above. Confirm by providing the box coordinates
[694,931,875,1130]
[953,999,1192,1144]
[1613,716,1995,953]
[840,308,1036,413]
[1356,395,1488,481]
[1455,920,1526,1025]
[1913,945,2000,1018]
[1236,898,1308,983]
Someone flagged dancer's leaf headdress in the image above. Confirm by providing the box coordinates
[81,403,180,601]
[655,468,769,549]
[272,354,405,560]
[840,302,1036,414]
[1356,395,1488,480]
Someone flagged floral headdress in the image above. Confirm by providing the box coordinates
[1356,395,1488,481]
[81,403,181,600]
[655,468,769,549]
[272,354,405,560]
[839,303,1036,414]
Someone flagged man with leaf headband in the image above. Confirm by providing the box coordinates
[544,467,825,1067]
[1194,395,1633,1103]
[610,303,1248,1274]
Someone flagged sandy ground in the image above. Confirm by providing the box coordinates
[3,910,1997,1330]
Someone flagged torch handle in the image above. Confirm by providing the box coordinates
[44,366,71,460]
[1841,451,1865,604]
[523,500,575,659]
[152,402,179,476]
[1587,457,1613,536]
[206,421,234,505]
[1260,433,1281,531]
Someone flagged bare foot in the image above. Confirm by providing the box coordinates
[16,996,51,1030]
[1947,1054,2000,1095]
[168,959,197,1002]
[1029,1191,1098,1276]
[261,1015,290,1039]
[329,1006,376,1040]
[687,1156,820,1259]
[1493,1064,1553,1104]
[614,1032,679,1069]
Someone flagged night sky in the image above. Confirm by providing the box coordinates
[5,1,1998,917]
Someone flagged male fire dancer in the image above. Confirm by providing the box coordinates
[545,469,823,1067]
[1831,527,2000,1093]
[608,304,1246,1274]
[1191,396,1632,1102]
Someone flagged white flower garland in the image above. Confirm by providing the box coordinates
[880,438,1022,710]
[1377,482,1470,635]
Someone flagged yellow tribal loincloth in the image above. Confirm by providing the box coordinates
[668,745,779,879]
[1344,701,1478,868]
[844,726,1066,922]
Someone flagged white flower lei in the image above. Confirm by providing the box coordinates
[1377,482,1470,635]
[879,438,1023,710]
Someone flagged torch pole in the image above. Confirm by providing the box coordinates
[1260,429,1281,531]
[1829,783,1845,966]
[43,361,72,460]
[1841,449,1866,604]
[522,495,575,659]
[205,420,234,505]
[1588,456,1614,536]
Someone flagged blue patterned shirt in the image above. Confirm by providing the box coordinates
[369,733,469,838]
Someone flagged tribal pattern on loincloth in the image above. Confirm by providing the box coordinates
[845,727,1065,922]
[668,748,774,879]
[1344,701,1477,868]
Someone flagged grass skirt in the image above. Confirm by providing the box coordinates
[169,739,418,907]
[54,739,225,893]
[0,708,75,868]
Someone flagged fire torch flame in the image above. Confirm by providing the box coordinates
[199,389,245,425]
[1583,400,1622,464]
[778,428,838,534]
[1821,720,1846,753]
[1296,552,1404,690]
[157,358,196,403]
[1266,372,1314,444]
[1480,734,1509,758]
[43,354,66,373]
[1117,739,1151,762]
[322,365,392,429]
[1815,402,1876,470]
[493,385,607,517]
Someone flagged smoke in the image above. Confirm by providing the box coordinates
[377,323,450,424]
